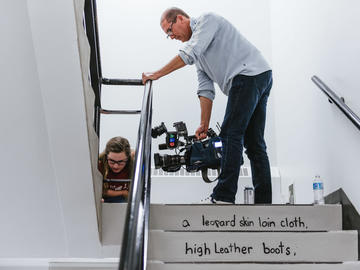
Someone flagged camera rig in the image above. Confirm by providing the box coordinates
[152,121,222,183]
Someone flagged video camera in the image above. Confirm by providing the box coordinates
[152,121,223,183]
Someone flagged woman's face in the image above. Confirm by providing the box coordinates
[107,151,128,173]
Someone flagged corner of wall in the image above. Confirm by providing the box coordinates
[73,0,103,241]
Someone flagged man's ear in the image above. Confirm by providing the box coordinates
[177,14,184,23]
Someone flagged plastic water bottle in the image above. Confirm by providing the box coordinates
[244,187,254,204]
[313,175,324,205]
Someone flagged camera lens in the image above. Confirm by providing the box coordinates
[151,122,167,138]
[154,153,163,169]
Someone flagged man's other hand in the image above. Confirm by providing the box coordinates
[195,123,208,140]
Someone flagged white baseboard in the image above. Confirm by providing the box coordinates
[0,259,119,270]
[0,259,49,270]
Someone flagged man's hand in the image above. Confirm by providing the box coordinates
[142,55,186,84]
[142,72,159,84]
[195,123,208,140]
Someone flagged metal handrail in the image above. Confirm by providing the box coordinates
[311,76,360,131]
[102,78,143,86]
[119,80,153,270]
[100,109,141,115]
[84,0,102,136]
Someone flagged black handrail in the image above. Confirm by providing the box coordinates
[84,1,144,134]
[312,76,360,131]
[84,0,102,136]
[119,81,153,270]
[100,109,141,115]
[102,78,143,86]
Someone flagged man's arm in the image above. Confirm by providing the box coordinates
[142,55,186,84]
[195,96,213,140]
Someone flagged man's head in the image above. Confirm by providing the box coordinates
[160,7,192,42]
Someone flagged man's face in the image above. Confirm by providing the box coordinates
[161,15,191,42]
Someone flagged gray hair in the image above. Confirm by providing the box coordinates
[161,7,190,24]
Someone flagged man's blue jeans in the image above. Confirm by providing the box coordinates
[212,70,273,203]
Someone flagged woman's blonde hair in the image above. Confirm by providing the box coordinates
[98,136,134,179]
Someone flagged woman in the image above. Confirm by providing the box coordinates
[98,136,134,203]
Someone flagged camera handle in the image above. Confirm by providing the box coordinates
[201,167,221,183]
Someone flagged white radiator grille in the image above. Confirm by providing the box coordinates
[151,167,250,177]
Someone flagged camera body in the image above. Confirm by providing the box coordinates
[152,121,223,182]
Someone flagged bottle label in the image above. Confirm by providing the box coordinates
[313,182,323,190]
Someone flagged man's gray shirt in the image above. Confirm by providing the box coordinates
[178,12,271,101]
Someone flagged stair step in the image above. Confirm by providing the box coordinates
[150,204,342,231]
[148,231,358,262]
[147,262,360,270]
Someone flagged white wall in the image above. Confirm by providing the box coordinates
[0,0,118,258]
[96,0,277,167]
[271,0,360,207]
[0,0,67,257]
[26,0,117,257]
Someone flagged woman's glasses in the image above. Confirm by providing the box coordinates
[107,158,128,166]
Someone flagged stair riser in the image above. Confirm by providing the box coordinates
[150,205,342,231]
[102,204,342,245]
[102,203,127,245]
[149,231,358,262]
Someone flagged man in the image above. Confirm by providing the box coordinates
[142,7,272,204]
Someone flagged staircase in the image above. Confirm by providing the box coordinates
[103,203,359,269]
